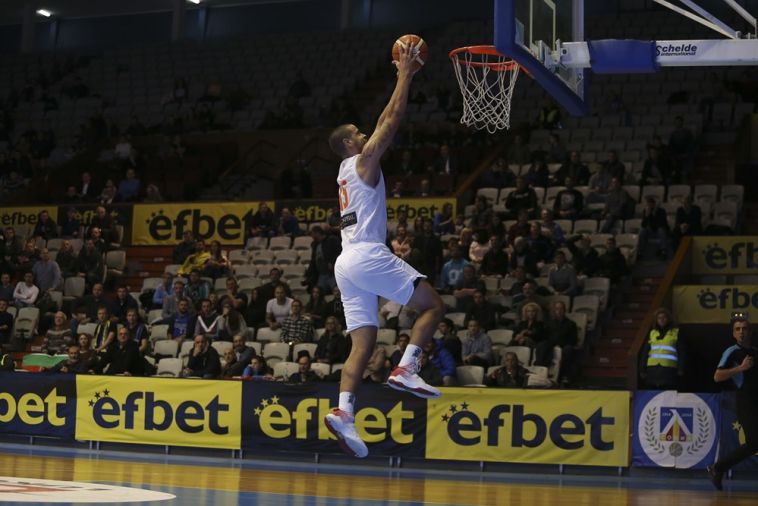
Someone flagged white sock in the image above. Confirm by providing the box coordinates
[398,344,422,373]
[338,391,355,416]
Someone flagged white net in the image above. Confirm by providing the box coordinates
[450,48,520,133]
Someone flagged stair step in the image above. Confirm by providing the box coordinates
[582,367,628,379]
[615,311,648,320]
[586,350,628,366]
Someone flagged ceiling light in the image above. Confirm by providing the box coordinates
[187,0,201,4]
[36,9,52,17]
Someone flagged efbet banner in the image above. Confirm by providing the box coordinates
[0,206,56,230]
[242,382,426,457]
[691,237,758,274]
[425,389,629,466]
[386,198,456,222]
[718,391,758,471]
[672,285,758,323]
[632,391,719,469]
[0,372,76,438]
[75,376,241,449]
[131,201,275,245]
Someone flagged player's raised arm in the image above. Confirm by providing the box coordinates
[356,42,416,185]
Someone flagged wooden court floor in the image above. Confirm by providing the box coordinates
[1,448,758,505]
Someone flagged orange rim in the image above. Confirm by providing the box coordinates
[449,45,530,76]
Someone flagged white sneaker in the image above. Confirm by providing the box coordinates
[387,366,442,399]
[324,408,368,458]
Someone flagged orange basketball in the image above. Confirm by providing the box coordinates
[391,34,428,71]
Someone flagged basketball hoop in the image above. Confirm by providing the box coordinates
[449,45,523,133]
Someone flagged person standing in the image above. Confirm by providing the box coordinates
[708,314,758,490]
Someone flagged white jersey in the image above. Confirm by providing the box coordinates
[337,154,387,246]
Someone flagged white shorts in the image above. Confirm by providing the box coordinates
[335,242,425,332]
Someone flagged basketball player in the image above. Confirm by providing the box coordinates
[324,41,444,458]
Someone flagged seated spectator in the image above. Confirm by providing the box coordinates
[280,299,314,344]
[43,311,74,355]
[544,300,579,385]
[77,334,97,369]
[480,157,516,189]
[33,210,58,240]
[289,353,320,383]
[117,168,141,202]
[602,150,626,182]
[639,307,683,390]
[464,290,497,331]
[505,176,539,219]
[184,270,210,308]
[432,202,456,235]
[423,338,457,386]
[565,234,600,278]
[152,272,173,310]
[144,183,163,203]
[56,240,78,278]
[314,316,351,365]
[218,277,248,313]
[587,163,613,204]
[277,207,303,238]
[172,231,196,264]
[439,246,470,293]
[3,227,24,268]
[245,288,268,329]
[226,334,256,377]
[486,351,528,388]
[167,298,194,345]
[391,225,413,261]
[184,334,221,379]
[598,237,629,285]
[98,180,117,205]
[60,208,81,238]
[16,240,40,274]
[553,175,584,220]
[523,156,550,188]
[96,327,145,376]
[673,195,702,248]
[468,233,490,267]
[417,351,443,387]
[50,344,91,374]
[526,223,554,265]
[217,301,249,341]
[242,356,274,380]
[546,133,568,164]
[480,236,509,277]
[458,228,474,261]
[76,239,104,287]
[514,280,550,322]
[453,264,485,310]
[266,284,294,329]
[461,319,494,368]
[639,196,671,260]
[323,286,346,328]
[433,144,458,176]
[77,171,97,201]
[388,332,410,369]
[0,299,13,348]
[246,202,277,240]
[93,306,117,352]
[548,251,579,296]
[507,210,531,245]
[32,248,62,293]
[73,283,112,330]
[89,206,117,245]
[640,146,672,185]
[555,151,590,186]
[178,240,210,276]
[112,286,138,324]
[194,298,220,340]
[469,195,494,235]
[0,274,13,303]
[508,236,539,278]
[304,226,340,293]
[203,240,231,279]
[88,227,108,255]
[540,208,566,245]
[13,271,39,308]
[220,348,239,379]
[600,177,634,233]
[510,303,549,365]
[124,308,149,355]
[437,318,462,365]
[162,280,187,319]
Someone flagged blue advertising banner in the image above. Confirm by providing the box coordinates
[0,372,76,438]
[241,382,426,457]
[632,390,720,469]
[717,392,758,471]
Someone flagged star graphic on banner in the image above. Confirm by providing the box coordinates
[89,400,94,407]
[461,402,469,410]
[103,389,110,397]
[441,414,450,422]
[94,391,101,399]
[733,421,742,431]
[261,398,270,407]
[254,407,262,416]
[449,404,458,413]
[271,396,279,404]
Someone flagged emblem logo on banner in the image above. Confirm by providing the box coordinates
[633,391,719,468]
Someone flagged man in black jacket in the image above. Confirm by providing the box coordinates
[185,334,221,378]
[640,196,671,260]
[97,327,144,376]
[304,226,341,292]
[226,334,256,377]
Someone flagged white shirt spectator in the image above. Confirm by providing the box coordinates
[115,140,132,159]
[14,281,39,306]
[266,297,293,324]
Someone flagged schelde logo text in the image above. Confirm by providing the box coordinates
[656,43,697,56]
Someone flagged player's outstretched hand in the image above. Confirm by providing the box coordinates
[392,41,417,79]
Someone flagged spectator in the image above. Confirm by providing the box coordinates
[437,318,461,365]
[177,240,210,276]
[96,327,144,376]
[60,208,81,238]
[412,219,443,281]
[90,206,117,245]
[280,299,314,344]
[203,240,231,279]
[509,236,540,278]
[162,280,187,320]
[184,334,221,379]
[480,157,516,189]
[548,251,579,296]
[639,196,671,260]
[546,133,567,164]
[505,176,539,219]
[220,348,239,379]
[388,332,410,369]
[464,290,497,331]
[227,334,256,377]
[33,210,58,240]
[423,336,457,386]
[452,264,485,310]
[246,202,277,240]
[56,240,78,278]
[43,311,74,355]
[112,285,138,324]
[217,301,249,341]
[507,210,531,244]
[556,151,590,186]
[565,234,600,277]
[537,101,561,130]
[433,144,458,176]
[314,316,351,365]
[266,284,294,329]
[510,302,549,365]
[600,177,634,233]
[74,283,112,328]
[88,227,108,255]
[393,150,417,176]
[304,226,340,293]
[76,239,104,287]
[439,245,469,293]
[639,307,683,390]
[417,351,443,387]
[470,195,494,235]
[553,175,584,220]
[98,179,117,205]
[93,306,116,352]
[673,195,702,248]
[597,237,629,285]
[544,300,578,384]
[514,280,550,322]
[323,286,346,328]
[468,232,490,267]
[194,298,220,340]
[540,208,565,245]
[486,351,529,388]
[432,202,456,235]
[602,150,626,182]
[32,248,62,293]
[0,299,13,347]
[218,277,248,313]
[172,231,196,264]
[77,334,97,369]
[124,308,149,355]
[277,207,302,238]
[289,353,320,383]
[16,239,40,274]
[640,146,672,185]
[49,344,91,374]
[151,272,173,310]
[523,156,550,188]
[78,171,96,201]
[245,288,268,329]
[480,236,509,277]
[258,267,292,302]
[167,298,194,344]
[117,168,140,202]
[242,356,273,380]
[390,225,413,261]
[363,343,387,383]
[13,271,39,308]
[184,270,210,308]
[461,319,494,368]
[144,183,163,203]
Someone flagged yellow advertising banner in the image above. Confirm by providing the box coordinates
[131,201,274,245]
[425,388,630,466]
[75,376,241,449]
[0,206,56,230]
[386,198,456,222]
[691,237,758,274]
[673,285,758,323]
